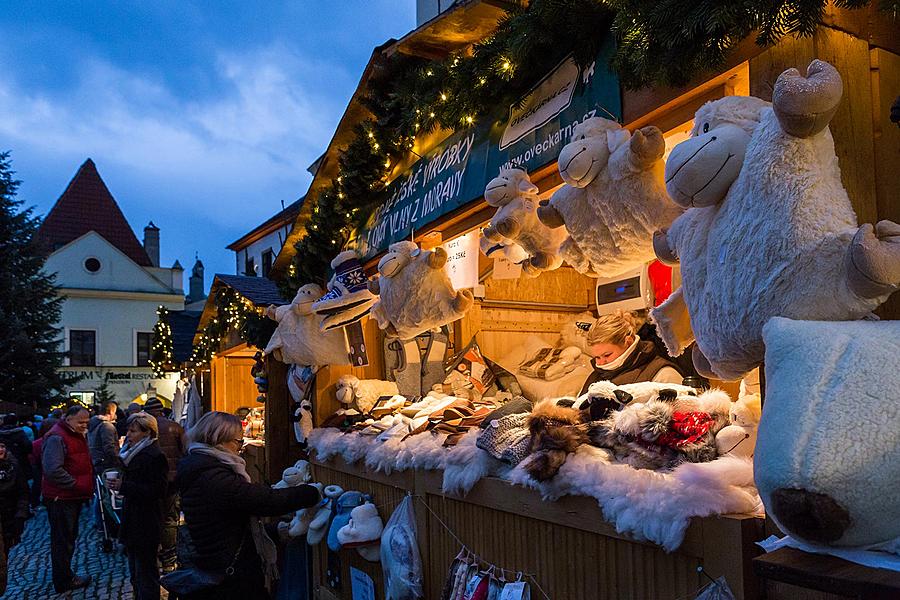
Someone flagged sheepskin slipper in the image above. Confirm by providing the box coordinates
[327,491,368,552]
[307,484,343,545]
[337,503,384,547]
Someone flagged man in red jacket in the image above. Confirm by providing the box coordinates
[41,405,93,593]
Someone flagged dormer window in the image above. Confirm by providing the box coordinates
[84,257,102,273]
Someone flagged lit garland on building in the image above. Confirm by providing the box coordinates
[189,287,277,366]
[279,0,891,296]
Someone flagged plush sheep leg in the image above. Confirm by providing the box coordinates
[452,289,474,313]
[495,216,523,239]
[846,220,900,298]
[428,246,448,269]
[559,237,595,275]
[536,201,566,229]
[773,59,843,138]
[650,287,695,356]
[627,126,666,170]
[482,224,503,242]
[652,228,679,266]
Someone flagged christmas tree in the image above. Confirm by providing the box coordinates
[93,380,116,407]
[0,152,77,409]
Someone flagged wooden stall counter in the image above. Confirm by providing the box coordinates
[310,454,766,600]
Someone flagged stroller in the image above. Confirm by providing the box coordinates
[95,468,123,553]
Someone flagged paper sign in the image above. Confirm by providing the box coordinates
[350,567,375,600]
[443,231,480,290]
[492,255,522,280]
[498,581,528,600]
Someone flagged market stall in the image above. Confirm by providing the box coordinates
[255,3,899,599]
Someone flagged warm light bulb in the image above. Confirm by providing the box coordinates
[440,93,447,101]
[465,116,474,124]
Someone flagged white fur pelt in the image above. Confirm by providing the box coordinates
[655,100,888,380]
[442,430,507,496]
[507,447,760,551]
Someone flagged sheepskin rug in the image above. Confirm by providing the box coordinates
[308,426,761,551]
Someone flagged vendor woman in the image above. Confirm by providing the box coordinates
[579,311,683,395]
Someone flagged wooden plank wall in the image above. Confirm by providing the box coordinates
[210,354,263,415]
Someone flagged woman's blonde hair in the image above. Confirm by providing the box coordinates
[587,311,639,347]
[188,411,242,447]
[126,411,158,439]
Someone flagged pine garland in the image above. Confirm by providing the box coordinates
[189,287,277,365]
[279,0,892,296]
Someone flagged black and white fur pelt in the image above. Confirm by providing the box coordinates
[587,388,731,471]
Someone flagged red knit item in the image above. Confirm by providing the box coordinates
[656,411,714,449]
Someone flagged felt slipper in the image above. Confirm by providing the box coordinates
[327,491,368,552]
[307,485,343,545]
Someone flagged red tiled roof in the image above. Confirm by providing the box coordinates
[36,158,152,267]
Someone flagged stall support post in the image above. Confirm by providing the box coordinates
[699,514,766,600]
[265,356,291,484]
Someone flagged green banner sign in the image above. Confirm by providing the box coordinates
[356,36,621,258]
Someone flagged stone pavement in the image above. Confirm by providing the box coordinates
[1,505,168,600]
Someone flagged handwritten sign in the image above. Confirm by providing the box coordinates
[443,231,480,290]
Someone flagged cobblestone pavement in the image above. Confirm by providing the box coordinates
[2,505,168,600]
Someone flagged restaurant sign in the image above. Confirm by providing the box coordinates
[355,36,621,258]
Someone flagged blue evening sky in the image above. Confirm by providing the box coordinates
[0,1,416,284]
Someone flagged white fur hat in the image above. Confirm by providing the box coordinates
[337,502,383,546]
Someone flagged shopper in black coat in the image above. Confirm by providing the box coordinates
[0,441,29,596]
[108,412,168,600]
[176,411,320,600]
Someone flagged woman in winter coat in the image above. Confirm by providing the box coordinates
[108,412,168,600]
[0,441,29,595]
[176,411,320,600]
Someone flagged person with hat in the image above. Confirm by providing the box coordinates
[142,397,186,572]
[107,411,168,600]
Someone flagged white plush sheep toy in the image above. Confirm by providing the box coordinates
[714,393,761,458]
[652,59,900,381]
[272,459,312,489]
[335,374,400,415]
[483,168,566,276]
[537,118,681,278]
[478,227,529,264]
[367,241,474,340]
[265,283,350,367]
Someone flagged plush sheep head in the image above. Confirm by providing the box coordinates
[291,283,324,315]
[730,393,761,428]
[484,168,538,207]
[335,374,360,406]
[557,117,630,188]
[664,96,769,208]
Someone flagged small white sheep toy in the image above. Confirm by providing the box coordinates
[714,393,761,458]
[336,374,400,415]
[483,168,566,276]
[272,459,312,489]
[265,283,350,367]
[537,118,681,278]
[367,241,474,340]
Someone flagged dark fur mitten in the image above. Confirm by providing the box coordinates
[523,400,587,481]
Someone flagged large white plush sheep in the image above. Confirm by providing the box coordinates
[367,241,473,340]
[537,118,681,278]
[652,60,900,380]
[335,374,400,414]
[265,283,349,367]
[483,168,566,276]
[756,318,900,548]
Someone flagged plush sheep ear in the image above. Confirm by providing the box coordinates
[410,247,421,257]
[517,178,539,196]
[607,128,630,154]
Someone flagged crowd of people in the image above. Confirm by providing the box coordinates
[0,402,320,600]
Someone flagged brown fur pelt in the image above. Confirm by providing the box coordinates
[521,400,588,481]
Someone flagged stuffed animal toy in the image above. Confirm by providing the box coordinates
[756,317,900,548]
[328,490,369,552]
[479,227,529,264]
[482,168,566,276]
[588,388,730,470]
[335,375,400,414]
[367,241,474,340]
[714,393,761,458]
[521,399,588,481]
[288,482,325,538]
[273,459,312,489]
[307,484,344,545]
[265,283,350,366]
[337,502,384,562]
[652,60,900,381]
[536,118,681,278]
[312,251,378,331]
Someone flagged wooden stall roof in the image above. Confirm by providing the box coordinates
[192,274,287,346]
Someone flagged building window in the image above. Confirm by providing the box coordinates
[69,330,96,366]
[68,391,95,407]
[262,249,274,278]
[136,332,152,367]
[244,256,257,277]
[83,257,102,273]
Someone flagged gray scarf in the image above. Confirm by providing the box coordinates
[119,437,155,466]
[188,443,279,590]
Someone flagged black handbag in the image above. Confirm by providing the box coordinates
[160,535,245,595]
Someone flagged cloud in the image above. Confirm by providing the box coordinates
[0,43,350,226]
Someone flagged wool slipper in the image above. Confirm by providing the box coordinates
[337,502,384,547]
[307,485,343,545]
[327,490,368,552]
[312,251,376,316]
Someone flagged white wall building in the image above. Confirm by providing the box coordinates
[37,159,185,406]
[226,198,302,278]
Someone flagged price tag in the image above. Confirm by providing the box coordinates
[498,581,527,600]
[492,255,522,280]
[443,231,480,290]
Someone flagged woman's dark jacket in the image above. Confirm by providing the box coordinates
[176,451,320,572]
[0,454,29,546]
[119,442,168,551]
